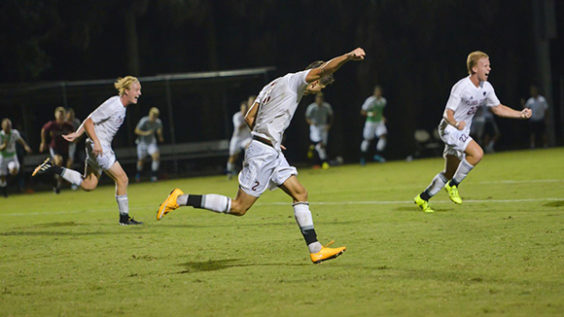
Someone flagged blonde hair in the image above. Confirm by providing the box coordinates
[114,76,139,96]
[54,106,66,116]
[467,51,489,75]
[149,107,160,116]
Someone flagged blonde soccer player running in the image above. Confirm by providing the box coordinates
[33,76,143,225]
[157,48,366,264]
[414,51,532,213]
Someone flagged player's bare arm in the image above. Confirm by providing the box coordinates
[157,128,164,143]
[0,137,7,151]
[305,47,366,83]
[244,102,260,129]
[83,118,103,155]
[490,104,532,119]
[17,138,32,153]
[63,123,86,143]
[444,109,465,130]
[134,127,153,136]
[39,128,47,152]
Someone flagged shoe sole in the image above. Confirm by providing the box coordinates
[32,158,50,177]
[312,249,346,264]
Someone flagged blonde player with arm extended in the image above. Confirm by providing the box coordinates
[414,51,532,213]
[32,76,143,225]
[158,48,365,263]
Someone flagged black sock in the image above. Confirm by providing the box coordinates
[420,190,431,201]
[187,195,202,208]
[449,179,459,187]
[301,228,318,245]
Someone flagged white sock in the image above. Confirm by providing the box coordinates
[61,168,83,186]
[376,138,386,152]
[151,160,159,172]
[293,202,322,253]
[452,159,474,186]
[202,194,231,213]
[177,194,188,206]
[360,140,370,152]
[424,172,448,197]
[315,143,327,160]
[116,195,129,216]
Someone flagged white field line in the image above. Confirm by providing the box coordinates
[3,197,563,217]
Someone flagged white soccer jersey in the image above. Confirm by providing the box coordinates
[525,96,548,121]
[0,129,22,157]
[252,70,310,150]
[84,96,127,147]
[232,112,251,140]
[136,116,162,144]
[443,76,500,131]
[306,102,333,125]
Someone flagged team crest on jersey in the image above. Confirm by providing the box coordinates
[117,115,124,125]
[483,91,486,96]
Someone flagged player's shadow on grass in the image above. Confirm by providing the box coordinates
[543,200,564,208]
[177,259,309,273]
[178,259,242,273]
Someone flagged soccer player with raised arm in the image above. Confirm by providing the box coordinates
[0,118,32,197]
[32,76,143,225]
[157,48,366,263]
[414,51,532,213]
[134,107,164,182]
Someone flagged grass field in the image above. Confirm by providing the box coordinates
[1,148,563,316]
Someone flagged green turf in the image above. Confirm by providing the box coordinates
[1,148,563,316]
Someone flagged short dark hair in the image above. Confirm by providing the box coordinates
[305,60,335,86]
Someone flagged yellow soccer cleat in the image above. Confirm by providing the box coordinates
[156,188,184,220]
[310,241,346,264]
[414,194,435,213]
[444,182,462,204]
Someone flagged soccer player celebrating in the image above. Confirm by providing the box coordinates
[305,92,333,169]
[158,48,366,263]
[0,118,32,197]
[134,107,164,182]
[226,99,252,179]
[40,107,74,193]
[360,85,387,165]
[32,76,143,225]
[414,51,532,213]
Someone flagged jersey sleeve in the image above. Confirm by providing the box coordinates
[484,82,500,107]
[156,118,163,130]
[445,83,463,111]
[326,103,333,115]
[89,100,114,124]
[361,97,373,111]
[136,117,147,130]
[12,129,22,141]
[305,104,315,119]
[287,70,310,93]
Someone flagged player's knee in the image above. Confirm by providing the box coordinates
[81,179,97,191]
[118,174,129,187]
